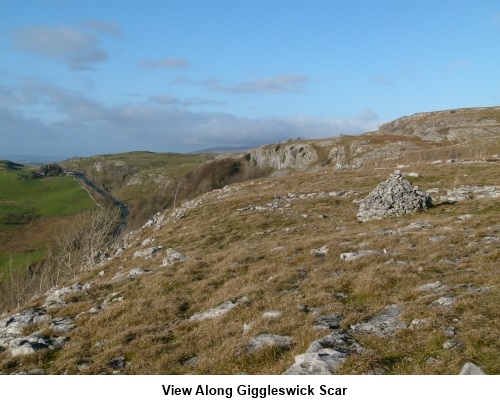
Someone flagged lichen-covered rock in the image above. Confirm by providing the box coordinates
[283,331,363,375]
[357,171,431,221]
[459,362,487,375]
[350,304,407,336]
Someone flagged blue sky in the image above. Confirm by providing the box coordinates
[1,0,499,158]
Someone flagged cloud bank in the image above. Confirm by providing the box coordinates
[0,79,380,157]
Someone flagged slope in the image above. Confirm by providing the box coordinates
[1,132,499,374]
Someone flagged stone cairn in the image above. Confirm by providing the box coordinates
[357,171,431,221]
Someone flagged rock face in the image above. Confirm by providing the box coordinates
[249,143,318,170]
[357,171,431,221]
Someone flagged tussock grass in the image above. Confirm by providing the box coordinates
[1,137,500,375]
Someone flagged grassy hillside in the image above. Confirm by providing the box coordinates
[0,161,95,274]
[1,133,499,374]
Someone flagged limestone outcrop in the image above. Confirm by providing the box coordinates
[249,143,318,170]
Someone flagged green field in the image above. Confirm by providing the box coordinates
[0,160,95,273]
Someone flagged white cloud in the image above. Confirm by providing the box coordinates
[11,25,108,70]
[140,58,190,69]
[80,20,124,38]
[202,74,309,94]
[149,94,229,108]
[0,79,380,156]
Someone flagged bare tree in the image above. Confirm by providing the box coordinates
[0,206,121,312]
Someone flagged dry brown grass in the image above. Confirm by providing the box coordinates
[1,137,499,375]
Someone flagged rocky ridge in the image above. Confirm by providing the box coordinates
[248,106,500,171]
[379,107,500,142]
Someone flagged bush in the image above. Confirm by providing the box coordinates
[40,163,64,177]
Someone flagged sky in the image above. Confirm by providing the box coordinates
[1,0,499,158]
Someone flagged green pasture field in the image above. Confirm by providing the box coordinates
[0,160,95,274]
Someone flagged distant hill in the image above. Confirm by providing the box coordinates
[0,155,69,165]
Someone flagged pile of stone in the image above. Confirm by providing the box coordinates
[357,171,431,221]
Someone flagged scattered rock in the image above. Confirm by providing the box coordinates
[111,271,125,281]
[142,212,164,229]
[77,362,91,372]
[431,296,456,307]
[141,237,156,246]
[418,281,445,292]
[108,356,126,369]
[128,268,152,279]
[340,250,384,261]
[405,221,432,230]
[310,246,329,256]
[0,308,55,353]
[459,362,487,375]
[102,292,123,307]
[262,311,282,319]
[443,339,464,350]
[243,322,253,334]
[182,357,199,367]
[50,316,76,333]
[443,326,456,338]
[9,335,68,357]
[161,248,186,267]
[439,186,500,203]
[314,314,343,330]
[350,304,406,336]
[429,235,447,243]
[409,319,429,329]
[283,331,363,375]
[190,296,249,321]
[133,245,162,259]
[246,334,292,354]
[45,282,92,307]
[88,306,102,314]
